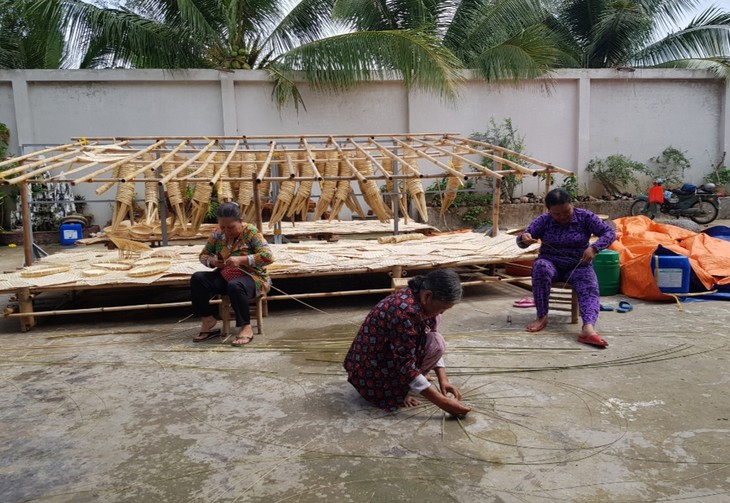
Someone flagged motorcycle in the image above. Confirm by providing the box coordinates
[630,180,720,224]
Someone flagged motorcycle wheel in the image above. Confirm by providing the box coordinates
[689,200,718,224]
[630,200,651,217]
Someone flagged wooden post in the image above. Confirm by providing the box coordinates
[253,175,263,234]
[545,168,553,197]
[19,287,35,332]
[19,181,33,266]
[492,178,501,237]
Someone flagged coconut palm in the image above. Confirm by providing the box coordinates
[15,0,460,108]
[548,0,730,75]
[0,0,64,68]
[332,0,564,80]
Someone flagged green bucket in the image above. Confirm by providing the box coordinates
[593,250,620,296]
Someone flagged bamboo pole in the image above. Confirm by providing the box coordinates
[255,141,277,182]
[407,138,493,178]
[20,181,32,266]
[179,149,220,180]
[210,140,240,186]
[0,141,83,171]
[125,140,189,183]
[154,139,214,185]
[347,138,394,178]
[0,148,86,182]
[74,132,461,142]
[300,139,324,180]
[455,136,573,176]
[390,137,466,180]
[363,138,420,177]
[328,137,366,182]
[79,139,166,187]
[492,177,501,237]
[426,137,525,176]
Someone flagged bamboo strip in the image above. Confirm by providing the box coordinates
[189,154,216,232]
[329,152,356,220]
[401,146,428,222]
[162,161,188,230]
[0,147,87,180]
[143,159,159,225]
[354,157,391,222]
[111,164,137,231]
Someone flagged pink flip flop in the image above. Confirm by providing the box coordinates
[513,296,536,308]
[577,334,608,348]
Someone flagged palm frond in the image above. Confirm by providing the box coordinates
[265,0,340,56]
[588,0,653,67]
[272,29,461,102]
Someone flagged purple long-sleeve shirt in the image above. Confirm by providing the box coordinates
[516,207,616,269]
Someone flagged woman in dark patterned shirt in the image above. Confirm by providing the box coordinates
[190,202,274,346]
[517,188,616,348]
[343,268,471,416]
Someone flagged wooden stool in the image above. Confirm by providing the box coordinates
[219,294,265,338]
[549,282,579,324]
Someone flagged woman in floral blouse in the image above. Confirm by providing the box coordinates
[190,202,274,346]
[344,268,471,417]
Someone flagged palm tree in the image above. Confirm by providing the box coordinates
[15,0,461,108]
[332,0,565,81]
[0,0,64,68]
[548,0,730,76]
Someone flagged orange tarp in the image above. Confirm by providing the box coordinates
[609,216,730,300]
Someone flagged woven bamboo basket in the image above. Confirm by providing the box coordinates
[287,151,314,218]
[313,149,340,220]
[441,146,466,215]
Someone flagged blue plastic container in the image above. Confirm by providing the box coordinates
[59,222,83,245]
[652,255,690,294]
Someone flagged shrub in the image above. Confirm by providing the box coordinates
[646,147,690,188]
[585,155,646,196]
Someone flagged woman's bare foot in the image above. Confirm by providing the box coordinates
[526,316,548,333]
[231,324,254,346]
[403,395,421,407]
[200,315,217,333]
[579,323,598,337]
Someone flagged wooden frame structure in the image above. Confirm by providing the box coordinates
[0,133,572,266]
[0,133,571,332]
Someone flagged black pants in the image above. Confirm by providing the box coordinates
[190,271,256,326]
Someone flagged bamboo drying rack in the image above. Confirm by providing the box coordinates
[0,132,572,267]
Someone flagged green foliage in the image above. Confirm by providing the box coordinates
[0,122,9,157]
[646,147,690,188]
[471,118,529,203]
[704,155,730,186]
[586,155,646,196]
[560,175,578,199]
[426,178,493,228]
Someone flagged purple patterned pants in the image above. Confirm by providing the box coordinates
[531,258,600,326]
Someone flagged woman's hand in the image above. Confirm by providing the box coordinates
[421,386,471,417]
[208,256,222,269]
[441,382,462,400]
[580,246,598,264]
[521,232,538,245]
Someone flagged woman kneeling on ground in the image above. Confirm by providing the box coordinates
[516,188,616,348]
[343,268,471,417]
[190,202,274,346]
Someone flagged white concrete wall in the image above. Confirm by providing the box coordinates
[0,68,727,225]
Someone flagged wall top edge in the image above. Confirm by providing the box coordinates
[0,68,721,84]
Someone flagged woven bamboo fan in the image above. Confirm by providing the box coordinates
[110,236,152,259]
[82,268,109,277]
[92,261,134,271]
[441,146,466,215]
[20,264,71,278]
[313,149,339,220]
[287,151,313,219]
[149,248,181,259]
[134,257,175,267]
[128,263,171,277]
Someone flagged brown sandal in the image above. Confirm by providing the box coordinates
[231,334,254,347]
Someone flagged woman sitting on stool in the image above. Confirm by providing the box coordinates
[516,188,616,348]
[190,202,274,346]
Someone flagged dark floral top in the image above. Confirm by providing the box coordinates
[199,223,274,295]
[516,207,616,269]
[343,287,438,412]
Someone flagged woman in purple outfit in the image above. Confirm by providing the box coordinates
[516,188,616,348]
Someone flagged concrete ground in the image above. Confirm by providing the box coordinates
[1,225,729,503]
